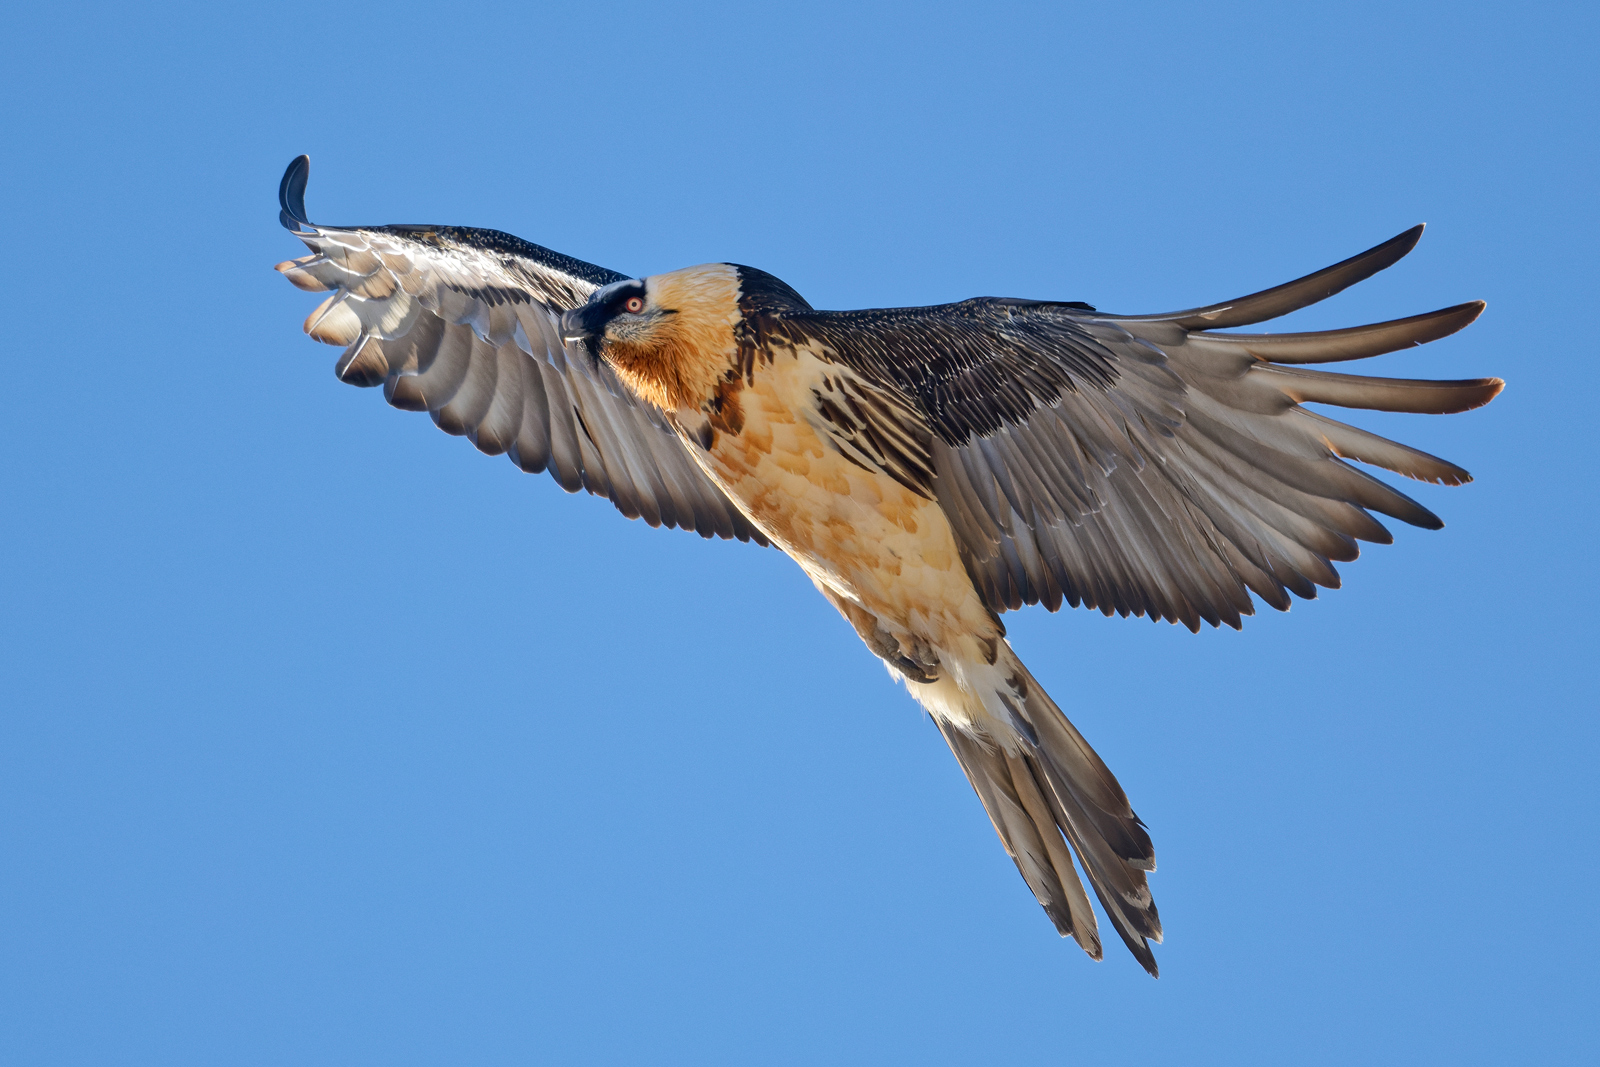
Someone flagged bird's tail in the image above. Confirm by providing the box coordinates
[924,642,1162,975]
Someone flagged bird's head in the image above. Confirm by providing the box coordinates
[560,277,665,359]
[560,264,744,413]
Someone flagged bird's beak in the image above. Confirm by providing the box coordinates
[559,308,592,347]
[560,305,607,368]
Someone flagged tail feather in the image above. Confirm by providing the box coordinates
[1011,675,1156,868]
[933,645,1163,976]
[1031,750,1163,970]
[936,720,1103,961]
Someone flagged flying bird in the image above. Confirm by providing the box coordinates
[273,156,1501,976]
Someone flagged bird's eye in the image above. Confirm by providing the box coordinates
[624,296,645,314]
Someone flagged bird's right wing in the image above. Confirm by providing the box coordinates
[273,156,767,545]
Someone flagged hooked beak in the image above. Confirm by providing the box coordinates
[559,306,605,365]
[559,307,593,346]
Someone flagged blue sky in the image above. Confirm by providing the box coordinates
[2,1,1595,1063]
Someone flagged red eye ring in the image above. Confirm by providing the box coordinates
[624,296,645,314]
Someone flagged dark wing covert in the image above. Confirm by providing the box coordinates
[273,156,767,545]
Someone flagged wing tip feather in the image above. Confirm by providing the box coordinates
[1117,223,1431,330]
[279,154,312,231]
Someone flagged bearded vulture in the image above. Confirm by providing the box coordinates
[274,156,1501,975]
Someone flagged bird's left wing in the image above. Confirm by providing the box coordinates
[273,156,767,544]
[751,228,1500,630]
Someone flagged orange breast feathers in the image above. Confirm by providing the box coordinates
[699,355,998,652]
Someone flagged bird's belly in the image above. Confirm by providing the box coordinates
[696,367,994,647]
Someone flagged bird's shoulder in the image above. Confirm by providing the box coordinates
[727,271,1123,446]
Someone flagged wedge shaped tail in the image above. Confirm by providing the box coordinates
[934,644,1162,976]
